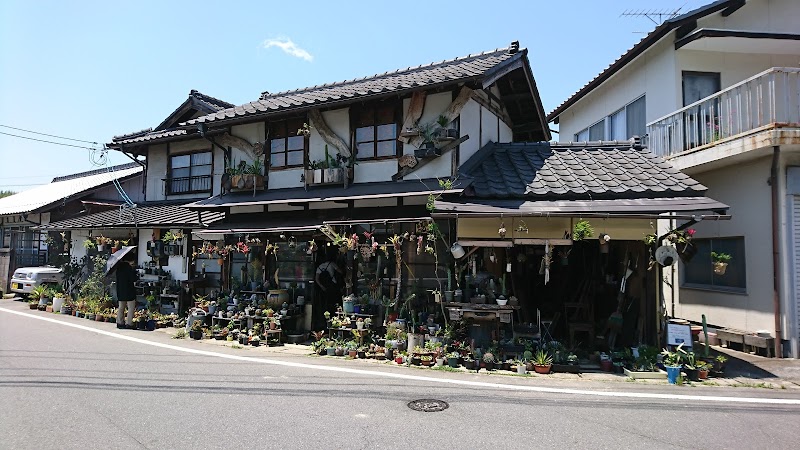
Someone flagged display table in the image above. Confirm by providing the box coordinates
[443,302,519,323]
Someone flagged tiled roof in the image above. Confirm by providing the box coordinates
[35,201,224,230]
[0,164,143,216]
[111,90,232,145]
[111,129,188,145]
[185,45,525,126]
[458,140,706,200]
[546,0,737,121]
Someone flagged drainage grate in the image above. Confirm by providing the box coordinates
[407,399,449,412]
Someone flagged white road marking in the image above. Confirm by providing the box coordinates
[3,306,800,406]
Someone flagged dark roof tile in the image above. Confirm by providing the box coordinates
[458,140,707,200]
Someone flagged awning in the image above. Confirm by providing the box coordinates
[185,178,468,210]
[192,206,435,238]
[433,197,730,220]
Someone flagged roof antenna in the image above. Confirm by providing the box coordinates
[620,6,684,31]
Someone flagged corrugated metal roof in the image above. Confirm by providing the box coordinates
[184,46,524,126]
[0,164,143,216]
[34,202,223,230]
[458,140,706,200]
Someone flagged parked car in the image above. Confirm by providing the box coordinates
[10,266,63,295]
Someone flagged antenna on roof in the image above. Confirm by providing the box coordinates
[621,6,684,27]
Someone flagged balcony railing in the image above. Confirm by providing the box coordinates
[164,175,212,195]
[647,67,800,158]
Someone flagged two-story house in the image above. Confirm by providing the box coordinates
[547,0,800,357]
[39,90,229,284]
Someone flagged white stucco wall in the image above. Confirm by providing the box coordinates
[699,0,799,33]
[674,157,775,333]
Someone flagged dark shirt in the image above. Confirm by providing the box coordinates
[116,263,137,302]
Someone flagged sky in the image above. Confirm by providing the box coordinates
[0,0,712,193]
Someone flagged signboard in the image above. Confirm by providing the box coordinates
[667,323,693,348]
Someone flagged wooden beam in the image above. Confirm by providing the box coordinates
[309,109,351,158]
[215,132,265,161]
[392,134,469,181]
[398,91,427,144]
[408,86,473,148]
[471,89,513,127]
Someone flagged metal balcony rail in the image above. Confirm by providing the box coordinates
[647,67,800,158]
[164,175,212,195]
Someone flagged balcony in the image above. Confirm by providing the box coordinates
[164,175,212,195]
[647,67,800,160]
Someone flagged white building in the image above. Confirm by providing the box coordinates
[548,0,800,357]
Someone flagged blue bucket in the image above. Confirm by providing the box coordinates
[666,366,681,384]
[343,299,355,314]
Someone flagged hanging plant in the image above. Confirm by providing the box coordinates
[498,222,507,239]
[572,220,594,241]
[711,252,732,275]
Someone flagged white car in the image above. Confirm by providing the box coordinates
[10,266,63,295]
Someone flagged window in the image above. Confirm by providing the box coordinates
[270,117,306,169]
[354,102,400,160]
[169,151,212,194]
[682,237,746,292]
[574,95,646,142]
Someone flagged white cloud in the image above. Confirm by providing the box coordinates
[262,38,313,62]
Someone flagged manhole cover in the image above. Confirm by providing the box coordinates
[407,399,449,412]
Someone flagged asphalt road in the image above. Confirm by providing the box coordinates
[2,303,799,450]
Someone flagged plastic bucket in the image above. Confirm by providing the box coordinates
[666,366,681,384]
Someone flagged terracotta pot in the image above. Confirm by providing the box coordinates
[348,350,358,358]
[534,364,552,374]
[699,369,709,380]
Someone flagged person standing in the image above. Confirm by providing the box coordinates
[313,250,343,329]
[115,252,138,329]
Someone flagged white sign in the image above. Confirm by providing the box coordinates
[667,324,693,348]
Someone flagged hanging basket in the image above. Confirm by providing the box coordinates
[678,241,698,263]
[713,262,728,275]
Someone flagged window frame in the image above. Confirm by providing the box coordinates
[352,100,402,161]
[681,236,747,294]
[167,148,214,195]
[574,94,647,142]
[268,116,308,170]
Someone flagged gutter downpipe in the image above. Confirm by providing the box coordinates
[771,145,782,358]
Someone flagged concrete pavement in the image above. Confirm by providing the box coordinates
[2,299,800,449]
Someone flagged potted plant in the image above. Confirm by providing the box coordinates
[446,351,460,368]
[711,251,732,275]
[515,359,527,374]
[482,352,496,371]
[533,350,553,374]
[696,360,712,380]
[712,355,728,375]
[414,122,440,159]
[435,114,458,139]
[572,220,594,241]
[189,321,203,340]
[661,344,686,384]
[304,145,354,186]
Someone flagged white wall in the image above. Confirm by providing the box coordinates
[558,37,677,140]
[675,157,775,333]
[556,0,800,141]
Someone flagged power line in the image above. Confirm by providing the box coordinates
[0,131,99,150]
[0,124,99,144]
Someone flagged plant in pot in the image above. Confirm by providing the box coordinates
[249,335,261,347]
[446,351,460,368]
[661,343,686,385]
[420,354,434,367]
[696,360,712,380]
[435,114,458,139]
[482,352,496,371]
[711,251,732,275]
[384,342,395,360]
[572,220,594,241]
[533,350,553,374]
[414,122,440,159]
[712,355,728,375]
[514,359,527,374]
[682,351,700,382]
[189,320,203,340]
